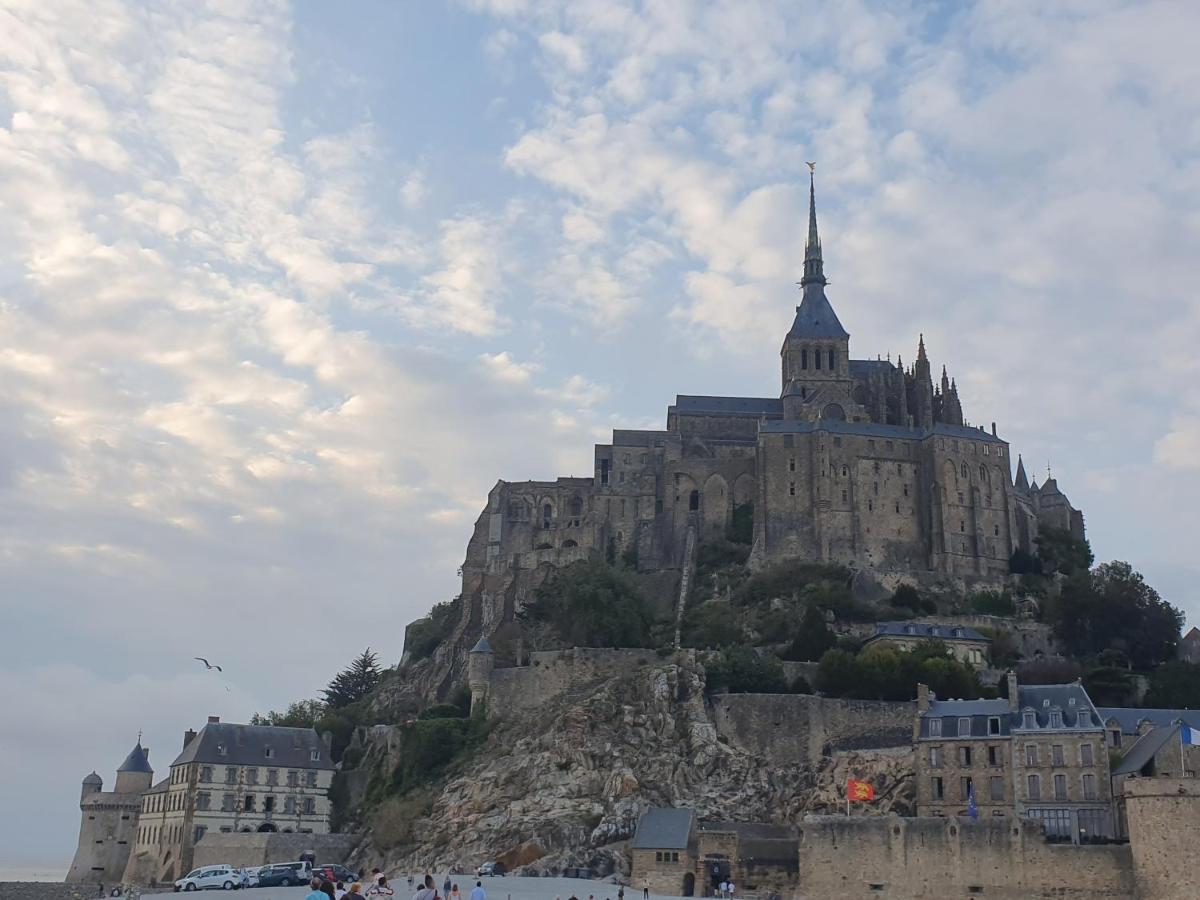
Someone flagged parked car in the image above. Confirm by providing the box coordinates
[255,862,312,888]
[314,864,360,883]
[174,865,240,891]
[476,862,506,877]
[236,867,261,888]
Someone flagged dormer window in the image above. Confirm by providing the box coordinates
[1049,710,1063,728]
[1022,711,1036,729]
[1077,710,1090,727]
[953,628,963,638]
[264,746,274,759]
[216,743,227,756]
[310,749,321,761]
[929,718,943,737]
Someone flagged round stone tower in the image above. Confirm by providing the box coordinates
[114,742,153,794]
[81,771,103,803]
[467,636,494,713]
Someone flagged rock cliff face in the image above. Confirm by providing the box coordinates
[351,657,913,874]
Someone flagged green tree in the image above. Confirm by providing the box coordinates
[968,590,1015,617]
[1035,526,1094,577]
[520,559,657,648]
[251,699,326,727]
[1046,562,1182,669]
[704,646,789,693]
[816,642,981,701]
[405,596,463,660]
[1083,667,1137,706]
[1144,662,1200,708]
[782,604,836,662]
[323,648,383,709]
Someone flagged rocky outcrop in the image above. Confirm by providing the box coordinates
[350,658,913,874]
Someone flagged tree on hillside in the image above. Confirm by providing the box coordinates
[1046,562,1182,669]
[1144,662,1200,708]
[680,601,745,649]
[782,604,836,662]
[520,559,657,648]
[323,648,383,708]
[704,646,789,694]
[251,699,326,727]
[816,642,982,702]
[1035,526,1094,577]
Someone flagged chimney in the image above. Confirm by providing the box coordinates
[1007,671,1019,713]
[914,683,931,742]
[991,422,997,436]
[182,728,198,751]
[208,715,220,724]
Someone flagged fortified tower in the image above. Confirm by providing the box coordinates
[66,741,152,884]
[467,636,495,713]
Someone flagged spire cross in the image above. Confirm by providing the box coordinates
[137,729,143,744]
[1046,462,1052,480]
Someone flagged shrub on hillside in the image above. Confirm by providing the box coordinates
[405,596,463,661]
[781,604,836,662]
[1036,526,1094,577]
[1083,667,1138,706]
[727,502,754,545]
[695,539,751,579]
[520,559,658,648]
[681,601,746,649]
[968,590,1016,617]
[704,646,789,694]
[815,641,982,702]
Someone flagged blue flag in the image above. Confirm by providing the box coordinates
[967,783,979,820]
[1182,725,1200,745]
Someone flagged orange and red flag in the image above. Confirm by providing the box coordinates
[847,779,875,801]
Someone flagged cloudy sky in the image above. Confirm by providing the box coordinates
[2,0,1199,868]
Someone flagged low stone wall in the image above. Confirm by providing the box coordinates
[1125,777,1200,900]
[795,816,1134,900]
[709,694,913,766]
[191,832,357,868]
[488,648,672,713]
[0,887,169,900]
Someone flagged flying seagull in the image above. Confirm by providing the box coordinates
[194,657,223,672]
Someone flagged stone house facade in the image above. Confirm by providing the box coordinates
[862,622,990,668]
[121,717,335,884]
[914,673,1113,840]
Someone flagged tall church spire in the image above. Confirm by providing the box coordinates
[800,163,826,287]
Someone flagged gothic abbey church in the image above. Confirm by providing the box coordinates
[459,174,1084,624]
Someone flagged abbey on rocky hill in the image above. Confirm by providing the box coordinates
[462,172,1083,609]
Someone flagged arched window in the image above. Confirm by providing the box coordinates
[822,402,845,421]
[541,503,553,529]
[814,348,822,370]
[563,539,578,548]
[979,465,987,482]
[841,465,849,478]
[961,463,969,479]
[801,348,808,370]
[689,490,700,511]
[569,496,583,517]
[828,348,836,370]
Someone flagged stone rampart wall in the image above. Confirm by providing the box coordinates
[709,694,913,766]
[1124,777,1200,900]
[487,648,671,713]
[191,832,356,868]
[1,886,169,900]
[795,816,1134,900]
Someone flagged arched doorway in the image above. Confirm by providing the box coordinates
[256,822,277,833]
[682,873,695,897]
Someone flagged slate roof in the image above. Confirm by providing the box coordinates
[786,286,849,340]
[1099,707,1200,735]
[848,359,898,379]
[471,636,493,654]
[145,777,170,795]
[632,807,695,850]
[673,395,784,416]
[1013,684,1102,730]
[918,683,1104,739]
[172,722,334,770]
[83,771,102,785]
[868,622,989,643]
[118,742,153,774]
[1112,724,1182,776]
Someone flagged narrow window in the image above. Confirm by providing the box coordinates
[990,776,1005,801]
[988,745,1001,766]
[789,457,796,471]
[929,719,943,737]
[1052,745,1065,766]
[789,482,796,496]
[1082,774,1097,800]
[960,776,973,800]
[841,490,847,502]
[1049,710,1063,728]
[932,776,944,799]
[930,747,942,768]
[958,717,972,737]
[958,746,972,765]
[688,490,699,511]
[1023,711,1036,729]
[1080,744,1094,766]
[1027,774,1041,800]
[815,349,822,370]
[828,348,835,370]
[1025,744,1039,766]
[1053,774,1067,800]
[801,348,808,370]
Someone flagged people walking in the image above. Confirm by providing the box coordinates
[335,882,347,900]
[346,883,367,900]
[369,877,395,897]
[321,880,337,900]
[443,876,452,897]
[470,881,487,900]
[450,884,462,900]
[413,875,438,900]
[306,878,330,900]
[642,881,649,900]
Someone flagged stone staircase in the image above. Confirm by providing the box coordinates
[673,522,698,649]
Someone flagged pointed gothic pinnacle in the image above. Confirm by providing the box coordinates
[917,334,928,362]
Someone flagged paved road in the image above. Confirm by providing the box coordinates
[228,877,687,900]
